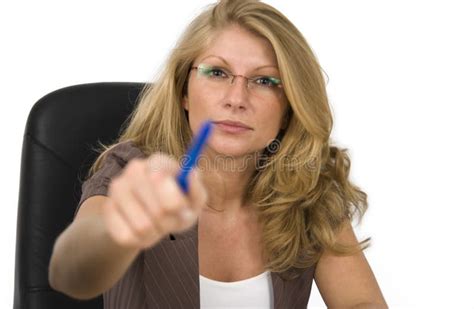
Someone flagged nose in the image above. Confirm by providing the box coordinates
[222,75,250,110]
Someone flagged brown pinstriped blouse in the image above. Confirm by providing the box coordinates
[75,140,315,309]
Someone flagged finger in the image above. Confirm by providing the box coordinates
[125,164,163,218]
[155,210,190,233]
[109,179,158,240]
[131,165,193,236]
[123,159,169,240]
[130,178,168,233]
[102,198,141,248]
[155,176,189,213]
[105,199,165,249]
[127,168,189,237]
[147,153,181,178]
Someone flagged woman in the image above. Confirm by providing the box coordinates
[49,0,387,308]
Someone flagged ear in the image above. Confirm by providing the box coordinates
[182,95,189,111]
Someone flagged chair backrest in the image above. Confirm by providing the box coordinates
[14,82,146,308]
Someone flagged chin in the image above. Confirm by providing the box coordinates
[208,142,257,159]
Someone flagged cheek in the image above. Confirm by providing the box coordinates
[261,104,285,130]
[255,109,283,146]
[187,83,218,113]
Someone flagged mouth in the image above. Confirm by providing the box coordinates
[213,120,252,129]
[212,120,253,133]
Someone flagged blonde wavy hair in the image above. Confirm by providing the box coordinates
[86,0,370,281]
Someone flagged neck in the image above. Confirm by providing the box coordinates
[197,148,259,217]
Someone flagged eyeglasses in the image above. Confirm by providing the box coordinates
[190,63,284,101]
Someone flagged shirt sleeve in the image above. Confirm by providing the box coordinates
[74,140,147,218]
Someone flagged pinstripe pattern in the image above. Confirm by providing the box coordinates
[103,251,147,309]
[76,141,316,308]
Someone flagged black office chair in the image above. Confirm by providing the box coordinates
[14,82,146,309]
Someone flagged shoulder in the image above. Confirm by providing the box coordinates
[92,140,148,174]
[106,140,147,165]
[82,140,147,186]
[75,140,147,217]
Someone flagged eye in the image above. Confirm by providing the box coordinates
[198,65,228,79]
[254,76,281,88]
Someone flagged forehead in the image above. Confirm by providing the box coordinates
[195,25,279,71]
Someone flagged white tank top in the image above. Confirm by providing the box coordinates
[199,270,274,308]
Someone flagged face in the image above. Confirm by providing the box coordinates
[182,25,288,159]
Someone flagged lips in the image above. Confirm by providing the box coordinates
[213,120,253,130]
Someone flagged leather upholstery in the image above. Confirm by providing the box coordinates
[14,82,146,308]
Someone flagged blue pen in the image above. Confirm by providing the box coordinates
[176,120,214,194]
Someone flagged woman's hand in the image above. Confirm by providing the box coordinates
[101,153,207,250]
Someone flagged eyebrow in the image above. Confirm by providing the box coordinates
[200,55,279,72]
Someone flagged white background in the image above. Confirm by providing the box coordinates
[1,1,473,308]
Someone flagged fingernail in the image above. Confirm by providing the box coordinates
[162,177,176,191]
[193,168,201,180]
[180,208,194,221]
